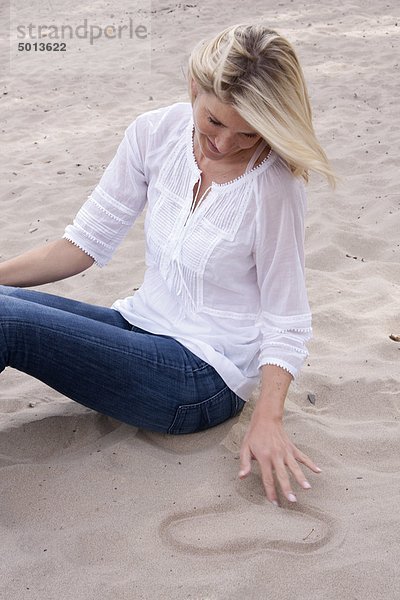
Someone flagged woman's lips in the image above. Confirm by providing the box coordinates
[207,137,221,154]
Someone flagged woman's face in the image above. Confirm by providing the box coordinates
[190,81,262,163]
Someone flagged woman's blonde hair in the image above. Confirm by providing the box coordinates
[187,23,336,188]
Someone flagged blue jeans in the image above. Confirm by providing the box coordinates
[0,285,245,434]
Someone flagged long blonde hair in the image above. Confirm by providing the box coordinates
[187,23,336,188]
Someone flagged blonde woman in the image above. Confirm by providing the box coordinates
[0,24,335,507]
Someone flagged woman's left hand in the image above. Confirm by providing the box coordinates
[238,413,321,506]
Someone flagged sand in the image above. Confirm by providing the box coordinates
[1,0,399,598]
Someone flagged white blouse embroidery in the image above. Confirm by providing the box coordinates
[63,102,312,401]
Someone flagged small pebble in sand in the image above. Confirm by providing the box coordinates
[307,393,316,405]
[389,334,400,342]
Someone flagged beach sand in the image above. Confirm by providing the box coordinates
[1,0,399,598]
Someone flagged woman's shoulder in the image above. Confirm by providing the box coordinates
[253,152,307,222]
[128,101,192,140]
[259,153,306,197]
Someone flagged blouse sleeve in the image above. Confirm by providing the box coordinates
[253,166,312,378]
[63,116,148,267]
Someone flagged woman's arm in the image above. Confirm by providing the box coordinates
[239,364,322,507]
[242,168,319,505]
[0,238,94,287]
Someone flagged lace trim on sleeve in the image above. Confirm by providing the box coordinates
[62,234,104,268]
[257,311,312,378]
[258,360,296,378]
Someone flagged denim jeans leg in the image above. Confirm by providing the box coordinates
[0,287,245,433]
[0,284,131,329]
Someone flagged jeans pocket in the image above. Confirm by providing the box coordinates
[167,387,245,435]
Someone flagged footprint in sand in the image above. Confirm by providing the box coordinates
[159,498,342,556]
[141,420,343,556]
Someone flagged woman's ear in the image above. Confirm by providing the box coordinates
[190,78,198,100]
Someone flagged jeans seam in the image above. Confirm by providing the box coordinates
[0,319,196,374]
[167,385,233,434]
[190,363,212,374]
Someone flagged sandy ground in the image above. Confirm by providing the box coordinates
[1,0,399,598]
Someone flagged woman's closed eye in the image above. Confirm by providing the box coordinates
[207,116,258,138]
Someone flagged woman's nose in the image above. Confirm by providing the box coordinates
[213,133,236,153]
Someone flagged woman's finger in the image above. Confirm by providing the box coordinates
[238,441,252,478]
[286,454,312,490]
[259,461,279,506]
[293,447,322,473]
[273,458,297,502]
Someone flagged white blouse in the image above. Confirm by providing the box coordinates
[63,102,312,401]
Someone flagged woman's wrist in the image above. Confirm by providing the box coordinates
[252,402,283,423]
[255,363,293,422]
